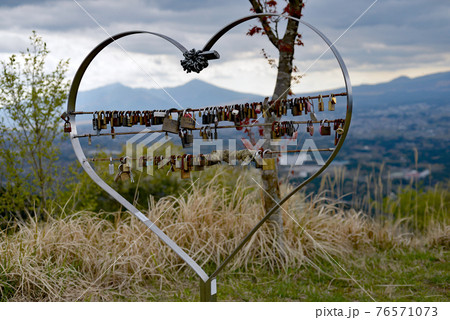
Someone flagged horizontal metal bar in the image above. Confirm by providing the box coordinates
[87,148,335,162]
[72,118,344,139]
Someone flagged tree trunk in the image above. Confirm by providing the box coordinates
[262,13,300,254]
[248,0,303,256]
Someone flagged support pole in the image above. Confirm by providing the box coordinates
[200,278,217,302]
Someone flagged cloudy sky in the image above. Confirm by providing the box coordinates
[0,0,449,95]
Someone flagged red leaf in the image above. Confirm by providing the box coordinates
[267,0,277,7]
[247,26,262,36]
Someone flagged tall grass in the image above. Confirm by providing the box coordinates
[319,165,449,235]
[0,166,447,301]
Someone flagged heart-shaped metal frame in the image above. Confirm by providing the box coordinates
[66,14,352,301]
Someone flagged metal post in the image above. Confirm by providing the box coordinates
[200,278,217,302]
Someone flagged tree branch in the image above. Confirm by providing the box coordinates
[249,0,280,49]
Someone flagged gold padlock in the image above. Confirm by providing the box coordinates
[180,109,196,129]
[328,94,336,111]
[162,109,180,134]
[180,155,190,179]
[262,151,276,171]
[262,158,276,171]
[98,110,107,129]
[318,95,324,112]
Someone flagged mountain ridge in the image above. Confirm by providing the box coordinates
[77,71,450,111]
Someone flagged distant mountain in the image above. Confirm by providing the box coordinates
[299,71,450,109]
[76,71,450,112]
[76,79,264,112]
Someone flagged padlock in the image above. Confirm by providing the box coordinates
[328,94,336,111]
[250,103,256,119]
[122,111,129,127]
[275,100,282,117]
[221,106,227,121]
[334,131,342,146]
[291,98,299,116]
[109,157,114,175]
[180,155,190,179]
[208,107,214,124]
[223,106,230,121]
[175,156,182,170]
[194,154,204,171]
[92,112,100,134]
[99,111,107,129]
[306,98,312,113]
[213,107,219,125]
[112,111,120,127]
[217,107,223,122]
[213,124,218,140]
[136,111,144,125]
[91,112,97,132]
[255,103,262,114]
[180,129,193,148]
[169,156,178,172]
[231,107,239,118]
[307,120,314,136]
[280,122,287,136]
[139,156,147,168]
[180,168,190,179]
[202,126,209,140]
[254,151,263,169]
[153,111,166,125]
[202,109,209,124]
[133,111,139,125]
[282,100,287,116]
[236,105,243,121]
[105,111,112,125]
[318,95,324,112]
[180,109,196,129]
[262,151,276,171]
[319,120,331,136]
[205,126,212,140]
[64,116,71,133]
[144,111,151,127]
[286,121,295,137]
[126,111,133,127]
[162,109,180,134]
[118,111,124,127]
[271,121,281,140]
[114,158,132,182]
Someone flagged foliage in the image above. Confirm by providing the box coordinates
[248,0,305,47]
[0,31,70,218]
[248,0,305,91]
[382,183,449,232]
[318,167,449,235]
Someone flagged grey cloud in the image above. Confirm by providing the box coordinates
[0,0,448,91]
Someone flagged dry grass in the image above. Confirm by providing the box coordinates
[0,167,447,301]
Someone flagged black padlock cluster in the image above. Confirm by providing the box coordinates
[271,121,298,139]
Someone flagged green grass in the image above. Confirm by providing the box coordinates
[107,247,448,302]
